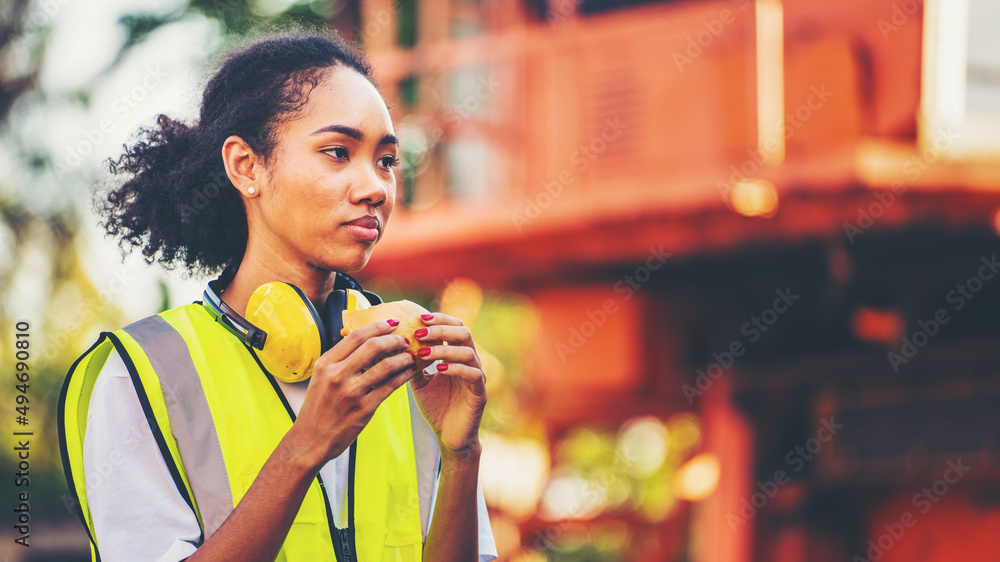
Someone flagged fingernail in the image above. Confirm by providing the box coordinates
[414,328,429,338]
[387,319,399,327]
[403,337,410,344]
[417,347,432,357]
[421,313,434,321]
[436,363,449,371]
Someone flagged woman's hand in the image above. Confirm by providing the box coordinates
[408,313,488,454]
[189,320,416,562]
[288,319,417,470]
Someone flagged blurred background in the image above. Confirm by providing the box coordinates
[2,0,1000,560]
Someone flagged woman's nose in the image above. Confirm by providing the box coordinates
[349,163,388,207]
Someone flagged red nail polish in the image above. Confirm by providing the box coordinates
[403,337,410,345]
[421,313,434,321]
[417,347,431,357]
[436,363,449,371]
[387,319,399,327]
[414,328,429,338]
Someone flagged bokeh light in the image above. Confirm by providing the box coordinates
[480,433,550,519]
[540,470,607,520]
[673,452,721,502]
[437,277,484,325]
[850,305,905,345]
[666,412,702,455]
[730,178,780,218]
[616,416,669,478]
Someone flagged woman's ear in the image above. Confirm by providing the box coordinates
[222,135,262,198]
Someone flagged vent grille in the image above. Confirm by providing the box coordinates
[819,378,1000,483]
[578,47,644,181]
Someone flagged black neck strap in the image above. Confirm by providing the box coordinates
[202,264,267,349]
[254,351,357,560]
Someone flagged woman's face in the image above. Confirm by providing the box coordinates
[250,65,398,275]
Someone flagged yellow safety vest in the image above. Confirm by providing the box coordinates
[59,303,424,561]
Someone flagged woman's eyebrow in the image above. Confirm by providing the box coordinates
[310,124,398,145]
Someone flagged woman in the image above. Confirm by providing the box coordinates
[59,30,496,561]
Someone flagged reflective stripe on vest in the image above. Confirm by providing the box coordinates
[122,315,234,538]
[59,303,423,561]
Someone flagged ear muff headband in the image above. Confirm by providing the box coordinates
[203,276,268,349]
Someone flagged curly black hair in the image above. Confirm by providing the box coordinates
[98,28,376,276]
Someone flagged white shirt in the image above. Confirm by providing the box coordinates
[83,350,497,562]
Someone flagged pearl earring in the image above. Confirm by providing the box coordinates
[248,187,256,195]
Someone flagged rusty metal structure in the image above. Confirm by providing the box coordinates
[347,0,1000,560]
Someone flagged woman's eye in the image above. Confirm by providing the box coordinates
[379,155,401,168]
[324,147,349,159]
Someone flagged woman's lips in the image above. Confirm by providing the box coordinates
[343,215,380,242]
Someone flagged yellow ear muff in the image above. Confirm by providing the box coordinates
[245,282,323,383]
[346,288,373,314]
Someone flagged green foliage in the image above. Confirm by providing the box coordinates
[0,0,39,122]
[470,292,537,383]
[397,0,418,47]
[118,12,183,52]
[0,0,347,531]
